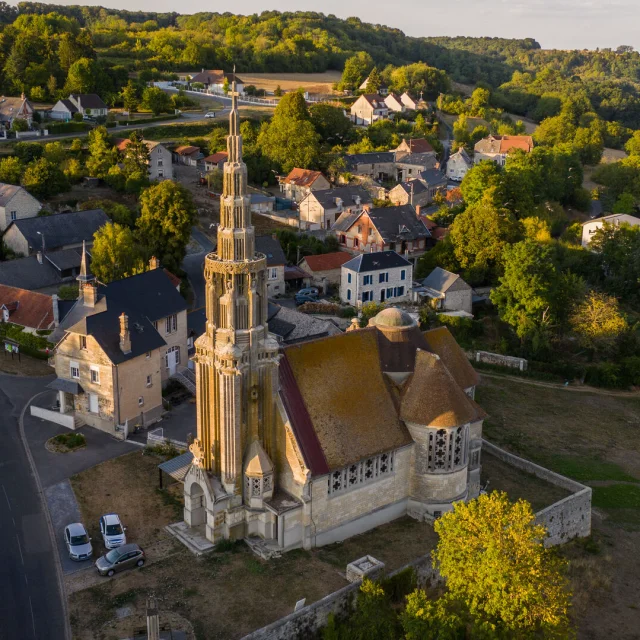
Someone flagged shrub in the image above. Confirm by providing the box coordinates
[435,314,483,346]
[338,306,357,318]
[52,432,86,449]
[584,362,624,388]
[58,284,79,300]
[298,302,340,315]
[620,356,640,386]
[46,122,91,135]
[380,568,417,603]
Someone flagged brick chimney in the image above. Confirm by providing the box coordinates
[52,294,60,327]
[82,283,97,307]
[415,205,421,216]
[149,256,160,270]
[119,313,131,354]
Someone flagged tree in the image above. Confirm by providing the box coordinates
[222,76,230,94]
[65,57,99,94]
[142,86,171,115]
[122,130,150,179]
[121,80,139,113]
[80,198,135,227]
[366,67,382,93]
[21,158,69,199]
[401,591,464,640]
[44,142,67,165]
[136,181,196,272]
[90,223,143,283]
[450,189,522,282]
[452,114,470,151]
[0,157,24,184]
[309,102,354,144]
[11,118,28,132]
[570,291,628,354]
[258,91,320,173]
[339,51,374,91]
[346,579,398,640]
[14,142,43,164]
[460,160,503,206]
[64,158,84,183]
[86,126,116,179]
[433,491,572,638]
[625,130,640,156]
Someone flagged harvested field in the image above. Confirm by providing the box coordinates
[239,71,341,95]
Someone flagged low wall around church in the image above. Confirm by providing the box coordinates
[482,440,592,546]
[476,350,528,370]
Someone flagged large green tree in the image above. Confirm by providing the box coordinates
[135,180,196,272]
[86,126,117,179]
[339,51,374,91]
[460,160,503,206]
[90,222,143,283]
[142,86,172,115]
[21,158,69,198]
[0,156,24,184]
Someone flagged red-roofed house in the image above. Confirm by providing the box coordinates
[395,138,435,156]
[279,168,330,202]
[189,70,244,93]
[172,145,203,167]
[204,151,228,172]
[474,135,534,166]
[113,138,172,181]
[0,284,55,330]
[299,252,354,291]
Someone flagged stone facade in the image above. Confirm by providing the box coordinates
[340,258,412,307]
[148,143,173,181]
[157,309,188,384]
[265,264,285,297]
[0,186,41,233]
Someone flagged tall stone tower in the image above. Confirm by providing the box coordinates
[185,79,280,542]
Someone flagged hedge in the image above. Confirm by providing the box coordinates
[46,122,91,134]
[0,322,50,359]
[123,114,180,125]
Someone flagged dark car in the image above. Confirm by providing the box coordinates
[95,543,145,577]
[295,293,318,306]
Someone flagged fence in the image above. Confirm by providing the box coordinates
[476,350,527,371]
[147,427,188,450]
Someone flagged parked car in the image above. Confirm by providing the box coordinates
[99,513,126,549]
[64,523,93,561]
[297,287,319,297]
[204,111,216,118]
[295,293,318,306]
[95,543,145,577]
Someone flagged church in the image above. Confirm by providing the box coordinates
[182,81,486,553]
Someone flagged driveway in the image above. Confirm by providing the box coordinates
[129,399,196,448]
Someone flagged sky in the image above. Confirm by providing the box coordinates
[43,0,639,51]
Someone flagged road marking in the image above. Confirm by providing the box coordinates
[2,484,10,511]
[16,535,24,565]
[28,596,36,638]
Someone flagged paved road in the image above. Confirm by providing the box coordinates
[0,375,67,640]
[182,226,215,309]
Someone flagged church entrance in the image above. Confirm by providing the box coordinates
[188,481,206,526]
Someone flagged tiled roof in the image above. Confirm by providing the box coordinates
[255,235,286,266]
[163,268,181,288]
[281,168,325,187]
[190,70,244,85]
[302,252,353,272]
[474,135,534,155]
[422,326,479,390]
[0,183,24,207]
[0,284,53,329]
[203,152,228,164]
[361,93,388,108]
[113,138,161,152]
[343,250,411,273]
[173,145,201,156]
[0,95,33,120]
[399,138,434,154]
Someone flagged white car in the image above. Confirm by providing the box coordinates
[204,111,216,118]
[64,523,93,561]
[99,513,127,549]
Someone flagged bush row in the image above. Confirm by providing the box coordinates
[122,114,180,125]
[45,122,92,134]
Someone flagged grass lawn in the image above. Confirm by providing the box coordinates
[476,374,640,639]
[69,450,436,640]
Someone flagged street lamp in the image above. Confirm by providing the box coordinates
[36,230,45,254]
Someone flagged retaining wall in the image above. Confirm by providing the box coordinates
[476,351,528,371]
[482,440,592,546]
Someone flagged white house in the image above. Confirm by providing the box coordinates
[298,185,371,231]
[0,183,42,232]
[50,94,108,120]
[189,70,244,94]
[384,93,405,113]
[419,267,473,315]
[115,138,173,181]
[581,213,640,248]
[446,148,472,182]
[341,250,413,307]
[474,135,534,166]
[350,94,389,126]
[400,92,419,110]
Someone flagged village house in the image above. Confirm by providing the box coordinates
[341,250,413,307]
[350,94,389,125]
[0,284,57,330]
[204,151,228,172]
[0,184,41,232]
[279,168,330,202]
[388,179,431,208]
[256,235,286,297]
[358,76,388,95]
[2,209,108,257]
[400,92,419,110]
[581,213,640,248]
[446,148,472,181]
[298,185,371,231]
[114,138,173,181]
[250,194,276,215]
[418,169,448,200]
[299,251,353,292]
[345,150,438,183]
[418,267,473,315]
[0,94,34,129]
[267,302,342,345]
[333,204,431,261]
[172,145,203,167]
[473,134,534,166]
[394,138,436,157]
[384,93,405,113]
[189,70,245,93]
[48,253,189,434]
[50,94,109,120]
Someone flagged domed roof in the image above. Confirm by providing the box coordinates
[370,307,415,328]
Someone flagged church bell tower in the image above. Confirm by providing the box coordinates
[186,77,279,540]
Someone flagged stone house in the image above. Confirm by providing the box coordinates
[388,179,432,208]
[581,213,640,248]
[394,138,436,156]
[204,151,228,172]
[250,194,276,214]
[50,94,109,120]
[384,93,405,113]
[267,302,342,344]
[341,250,413,307]
[350,94,389,125]
[0,94,34,129]
[420,267,473,315]
[299,251,353,292]
[3,209,108,257]
[417,169,448,201]
[114,138,173,181]
[279,168,330,202]
[0,284,56,330]
[189,69,245,93]
[172,145,203,167]
[0,184,41,232]
[256,235,286,297]
[333,204,431,261]
[345,150,437,183]
[473,135,534,166]
[298,185,371,231]
[446,148,472,181]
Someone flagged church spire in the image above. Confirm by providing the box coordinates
[77,240,93,285]
[227,68,241,163]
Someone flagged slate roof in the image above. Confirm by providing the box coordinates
[0,284,54,329]
[0,254,66,290]
[418,169,448,186]
[0,95,33,120]
[343,250,411,273]
[448,148,471,165]
[395,153,438,168]
[0,183,25,207]
[393,179,428,196]
[307,185,372,210]
[45,248,86,272]
[367,205,431,244]
[187,308,206,339]
[70,94,108,110]
[360,94,388,109]
[255,236,286,267]
[190,70,244,85]
[281,168,325,187]
[267,303,341,344]
[344,152,395,169]
[422,267,467,293]
[302,252,353,272]
[8,209,108,252]
[55,99,77,114]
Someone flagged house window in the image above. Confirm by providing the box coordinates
[347,273,352,284]
[362,291,372,302]
[153,321,158,330]
[387,287,394,298]
[378,272,388,283]
[158,169,164,178]
[269,268,278,280]
[363,275,372,285]
[347,289,352,301]
[157,159,163,167]
[79,336,87,349]
[397,286,405,297]
[165,314,177,334]
[146,375,152,387]
[10,211,16,221]
[357,225,362,234]
[90,366,100,385]
[70,361,80,379]
[353,237,360,248]
[138,396,144,407]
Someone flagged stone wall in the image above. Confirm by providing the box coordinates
[475,351,528,371]
[240,553,438,640]
[482,440,592,546]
